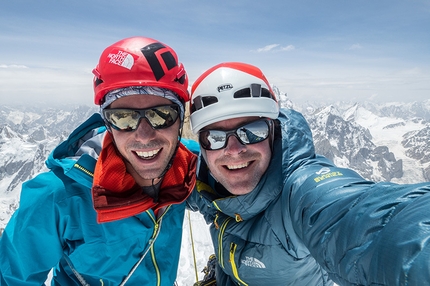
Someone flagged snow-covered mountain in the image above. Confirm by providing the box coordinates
[300,100,430,183]
[1,100,430,230]
[0,105,98,230]
[0,99,429,285]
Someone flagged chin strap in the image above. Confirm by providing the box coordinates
[153,125,184,180]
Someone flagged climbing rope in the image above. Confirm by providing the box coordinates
[188,210,199,283]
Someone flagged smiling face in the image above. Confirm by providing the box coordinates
[202,117,272,195]
[108,94,180,186]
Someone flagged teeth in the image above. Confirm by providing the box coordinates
[136,149,160,159]
[227,162,249,170]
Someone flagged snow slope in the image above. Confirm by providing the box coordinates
[349,105,427,183]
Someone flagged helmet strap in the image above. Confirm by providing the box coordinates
[155,127,183,180]
[268,119,276,153]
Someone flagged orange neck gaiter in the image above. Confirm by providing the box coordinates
[91,133,197,223]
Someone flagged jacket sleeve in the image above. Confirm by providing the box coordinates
[0,172,65,285]
[280,108,430,285]
[180,138,200,156]
[288,165,430,285]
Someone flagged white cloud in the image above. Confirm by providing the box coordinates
[349,43,362,50]
[254,44,295,53]
[0,64,28,69]
[256,44,280,52]
[281,45,295,51]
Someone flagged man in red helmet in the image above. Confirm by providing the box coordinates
[0,37,197,285]
[187,62,430,286]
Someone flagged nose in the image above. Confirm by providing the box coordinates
[224,134,246,155]
[134,118,157,139]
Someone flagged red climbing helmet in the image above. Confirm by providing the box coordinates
[93,36,189,105]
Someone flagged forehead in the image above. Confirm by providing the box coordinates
[110,94,173,109]
[204,116,261,130]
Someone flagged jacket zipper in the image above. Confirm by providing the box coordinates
[73,163,94,177]
[146,206,171,286]
[119,207,170,286]
[217,216,232,269]
[150,223,161,286]
[73,162,173,285]
[230,242,248,286]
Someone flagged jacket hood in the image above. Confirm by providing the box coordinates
[46,113,106,188]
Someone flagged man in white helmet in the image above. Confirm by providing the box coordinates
[187,62,430,286]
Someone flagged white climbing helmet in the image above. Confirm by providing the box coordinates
[190,62,279,134]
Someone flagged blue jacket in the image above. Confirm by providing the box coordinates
[187,108,430,286]
[0,113,197,286]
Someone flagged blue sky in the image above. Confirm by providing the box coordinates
[1,0,429,106]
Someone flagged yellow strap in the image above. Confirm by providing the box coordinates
[188,210,199,282]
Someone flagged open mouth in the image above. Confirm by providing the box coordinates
[225,162,250,170]
[135,148,161,160]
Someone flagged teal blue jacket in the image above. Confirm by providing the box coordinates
[0,113,196,286]
[187,108,430,286]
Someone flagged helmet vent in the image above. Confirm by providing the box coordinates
[94,77,103,87]
[234,84,265,98]
[176,74,186,84]
[233,85,274,100]
[261,88,272,98]
[234,88,251,98]
[191,95,218,112]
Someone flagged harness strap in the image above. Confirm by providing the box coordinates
[119,218,163,286]
[64,218,163,286]
[63,255,90,286]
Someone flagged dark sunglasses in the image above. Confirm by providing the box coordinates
[103,104,180,132]
[199,119,272,150]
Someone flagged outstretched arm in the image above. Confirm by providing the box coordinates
[288,162,430,285]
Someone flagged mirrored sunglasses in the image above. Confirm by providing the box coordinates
[199,119,272,150]
[103,104,179,132]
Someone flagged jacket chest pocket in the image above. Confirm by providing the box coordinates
[229,242,249,286]
[214,216,249,286]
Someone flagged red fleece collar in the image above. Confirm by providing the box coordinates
[92,133,197,223]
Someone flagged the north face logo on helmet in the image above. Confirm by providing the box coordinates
[107,49,136,70]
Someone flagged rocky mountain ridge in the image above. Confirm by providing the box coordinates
[1,100,429,230]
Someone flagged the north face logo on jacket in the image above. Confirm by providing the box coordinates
[241,256,266,268]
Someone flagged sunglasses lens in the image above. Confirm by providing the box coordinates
[104,105,179,131]
[145,105,178,129]
[199,130,227,150]
[199,120,270,150]
[104,109,140,131]
[237,120,269,144]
